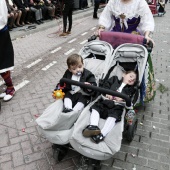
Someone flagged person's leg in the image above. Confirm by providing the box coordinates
[16,10,22,26]
[0,71,15,101]
[93,0,100,19]
[64,98,72,109]
[101,117,116,137]
[82,109,101,137]
[20,9,26,25]
[67,7,73,33]
[59,11,67,36]
[8,14,14,31]
[13,12,18,28]
[25,9,32,24]
[73,102,84,111]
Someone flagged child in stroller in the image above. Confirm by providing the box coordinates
[82,70,137,144]
[53,53,97,113]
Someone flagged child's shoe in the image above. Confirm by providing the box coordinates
[91,133,104,144]
[59,32,67,36]
[82,125,101,137]
[63,108,73,113]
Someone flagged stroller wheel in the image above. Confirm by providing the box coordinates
[52,144,68,162]
[126,118,138,142]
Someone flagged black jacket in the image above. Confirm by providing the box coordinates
[103,76,136,99]
[56,68,97,94]
[13,0,28,8]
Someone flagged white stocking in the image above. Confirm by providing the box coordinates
[73,102,84,111]
[64,98,72,109]
[101,117,116,137]
[90,109,100,126]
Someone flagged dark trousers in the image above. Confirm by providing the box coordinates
[65,92,90,107]
[93,0,100,18]
[91,99,124,122]
[62,6,73,32]
[20,9,32,23]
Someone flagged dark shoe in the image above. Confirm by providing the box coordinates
[63,108,73,113]
[93,16,99,19]
[25,21,30,24]
[82,125,101,137]
[91,133,104,144]
[16,23,23,27]
[13,24,17,28]
[39,20,44,24]
[35,20,41,25]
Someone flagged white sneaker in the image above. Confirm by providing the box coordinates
[3,90,15,102]
[0,92,6,98]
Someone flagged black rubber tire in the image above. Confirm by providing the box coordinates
[52,144,68,162]
[126,118,138,142]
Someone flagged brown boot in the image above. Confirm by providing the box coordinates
[59,32,67,36]
[66,31,71,35]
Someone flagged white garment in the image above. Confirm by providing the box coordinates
[99,0,154,34]
[117,82,126,93]
[73,102,84,111]
[8,0,14,6]
[0,0,8,30]
[70,74,81,94]
[90,109,100,126]
[64,98,72,109]
[101,117,116,136]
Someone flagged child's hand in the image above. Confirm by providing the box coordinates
[84,82,92,91]
[114,97,124,102]
[106,94,113,100]
[84,82,91,85]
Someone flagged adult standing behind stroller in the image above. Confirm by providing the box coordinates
[59,0,74,36]
[97,0,155,45]
[82,70,137,144]
[0,0,16,101]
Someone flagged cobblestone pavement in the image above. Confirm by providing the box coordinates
[0,4,170,170]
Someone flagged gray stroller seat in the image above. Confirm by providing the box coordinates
[69,43,148,160]
[36,40,114,145]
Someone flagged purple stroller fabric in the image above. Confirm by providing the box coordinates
[99,31,145,48]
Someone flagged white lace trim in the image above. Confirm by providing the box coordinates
[0,66,14,74]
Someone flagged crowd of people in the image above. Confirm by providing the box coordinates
[5,0,61,31]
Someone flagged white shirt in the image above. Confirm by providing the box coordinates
[99,0,154,34]
[0,0,8,30]
[70,74,81,94]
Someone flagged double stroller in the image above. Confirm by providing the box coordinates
[36,32,155,169]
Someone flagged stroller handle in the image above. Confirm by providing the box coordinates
[60,78,132,107]
[88,32,153,52]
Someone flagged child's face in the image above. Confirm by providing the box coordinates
[68,61,84,76]
[123,72,137,85]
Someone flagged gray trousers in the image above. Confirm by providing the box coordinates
[30,7,43,21]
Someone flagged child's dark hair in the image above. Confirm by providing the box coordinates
[67,54,83,68]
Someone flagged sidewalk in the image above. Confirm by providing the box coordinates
[10,6,104,41]
[0,3,170,170]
